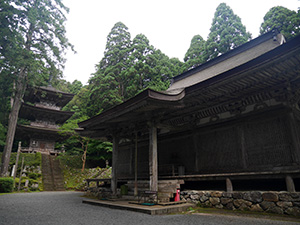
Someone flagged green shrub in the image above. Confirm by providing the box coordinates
[58,154,82,168]
[0,177,14,193]
[8,152,42,168]
[28,172,41,180]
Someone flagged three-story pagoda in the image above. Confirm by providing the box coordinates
[17,86,74,155]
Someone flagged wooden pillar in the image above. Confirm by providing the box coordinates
[129,144,134,175]
[226,178,233,192]
[192,133,199,172]
[288,112,300,164]
[149,125,158,192]
[286,175,296,192]
[111,135,119,195]
[238,125,247,169]
[134,132,138,196]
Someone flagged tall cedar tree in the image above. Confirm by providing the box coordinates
[128,34,156,94]
[128,34,183,93]
[150,50,183,90]
[260,6,300,41]
[0,0,73,176]
[88,22,183,116]
[205,3,252,61]
[88,22,132,115]
[184,35,206,71]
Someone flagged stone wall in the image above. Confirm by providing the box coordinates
[181,190,300,216]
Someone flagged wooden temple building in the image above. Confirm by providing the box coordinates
[17,86,74,155]
[78,30,300,199]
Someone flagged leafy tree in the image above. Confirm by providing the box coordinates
[88,22,184,116]
[98,22,131,71]
[51,79,83,95]
[0,0,73,176]
[205,3,252,61]
[127,34,156,94]
[64,87,88,115]
[59,116,89,171]
[184,35,206,71]
[127,34,184,93]
[59,116,112,171]
[260,6,300,41]
[150,51,183,91]
[69,80,83,95]
[86,140,112,167]
[0,71,12,126]
[88,22,132,115]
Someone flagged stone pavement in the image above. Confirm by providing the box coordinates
[0,191,299,225]
[82,198,194,215]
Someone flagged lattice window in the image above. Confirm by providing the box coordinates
[244,117,293,167]
[196,127,240,173]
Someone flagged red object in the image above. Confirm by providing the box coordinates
[174,189,180,201]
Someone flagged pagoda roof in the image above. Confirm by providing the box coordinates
[19,103,74,124]
[16,124,64,141]
[24,86,74,108]
[77,33,300,139]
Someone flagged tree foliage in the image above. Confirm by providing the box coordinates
[88,22,183,116]
[184,35,206,71]
[260,6,300,41]
[205,3,252,61]
[0,124,6,148]
[0,0,73,176]
[88,22,131,116]
[58,115,112,170]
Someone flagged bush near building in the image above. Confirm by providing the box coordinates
[0,177,14,193]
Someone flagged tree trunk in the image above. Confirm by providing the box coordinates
[0,21,33,177]
[0,67,27,177]
[81,139,89,172]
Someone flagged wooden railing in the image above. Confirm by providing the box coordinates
[20,147,64,155]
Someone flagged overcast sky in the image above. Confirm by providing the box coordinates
[62,0,299,85]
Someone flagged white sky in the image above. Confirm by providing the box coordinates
[62,0,299,85]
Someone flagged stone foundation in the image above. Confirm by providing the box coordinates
[85,187,114,199]
[181,190,300,216]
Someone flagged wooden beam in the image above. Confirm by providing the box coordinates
[149,125,158,192]
[111,135,119,195]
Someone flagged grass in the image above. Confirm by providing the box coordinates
[179,206,300,223]
[61,164,111,191]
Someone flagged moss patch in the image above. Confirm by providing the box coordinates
[179,206,300,223]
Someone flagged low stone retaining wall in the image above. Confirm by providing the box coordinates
[86,187,113,198]
[181,190,300,216]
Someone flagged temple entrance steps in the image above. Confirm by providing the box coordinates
[125,180,184,203]
[41,154,65,191]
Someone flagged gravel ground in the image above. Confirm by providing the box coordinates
[0,191,298,225]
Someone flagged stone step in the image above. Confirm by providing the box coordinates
[41,154,65,191]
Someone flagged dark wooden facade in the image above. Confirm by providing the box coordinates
[78,31,300,194]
